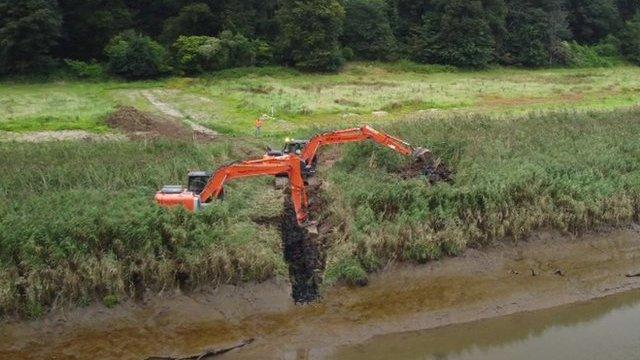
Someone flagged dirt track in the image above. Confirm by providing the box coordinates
[2,227,640,359]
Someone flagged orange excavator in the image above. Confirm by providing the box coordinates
[155,155,310,224]
[266,125,433,178]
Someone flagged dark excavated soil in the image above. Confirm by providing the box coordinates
[280,183,328,303]
[402,157,454,184]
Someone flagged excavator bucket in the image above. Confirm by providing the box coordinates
[412,147,433,163]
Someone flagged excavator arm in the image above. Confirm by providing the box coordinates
[299,125,430,166]
[155,155,309,224]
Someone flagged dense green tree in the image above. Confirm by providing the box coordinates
[390,0,430,49]
[161,3,217,44]
[567,0,621,44]
[342,0,397,60]
[504,0,571,66]
[619,12,640,64]
[616,0,640,21]
[0,0,62,74]
[414,0,495,68]
[105,31,169,79]
[57,0,132,60]
[277,0,345,72]
[125,0,181,37]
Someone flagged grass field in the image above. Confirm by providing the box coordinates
[2,62,640,135]
[3,107,640,317]
[2,63,640,318]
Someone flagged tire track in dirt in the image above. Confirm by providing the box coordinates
[141,90,218,137]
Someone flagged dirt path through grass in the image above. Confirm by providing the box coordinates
[141,90,218,137]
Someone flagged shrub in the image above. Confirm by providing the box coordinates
[64,59,106,79]
[172,33,271,75]
[172,36,227,74]
[105,31,169,79]
[564,41,616,68]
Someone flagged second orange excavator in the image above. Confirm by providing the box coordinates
[266,125,432,178]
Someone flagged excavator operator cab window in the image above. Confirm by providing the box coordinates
[187,171,212,195]
[283,141,308,156]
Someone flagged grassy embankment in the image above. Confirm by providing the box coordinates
[2,62,640,135]
[3,107,640,317]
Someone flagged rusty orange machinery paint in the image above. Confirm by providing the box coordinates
[155,155,309,224]
[154,191,200,212]
[300,125,424,165]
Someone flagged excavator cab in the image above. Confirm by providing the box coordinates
[187,171,212,195]
[282,139,308,156]
[266,139,309,157]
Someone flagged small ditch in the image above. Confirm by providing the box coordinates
[280,184,328,303]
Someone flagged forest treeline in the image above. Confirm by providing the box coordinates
[1,0,640,78]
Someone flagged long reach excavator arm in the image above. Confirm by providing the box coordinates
[155,155,309,224]
[268,125,432,176]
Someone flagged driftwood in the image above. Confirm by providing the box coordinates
[146,339,254,360]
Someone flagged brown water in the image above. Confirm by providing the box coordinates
[330,289,640,360]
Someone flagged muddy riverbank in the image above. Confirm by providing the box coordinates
[2,227,640,359]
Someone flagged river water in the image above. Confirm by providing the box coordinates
[329,289,640,360]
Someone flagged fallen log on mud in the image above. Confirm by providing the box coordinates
[146,339,254,360]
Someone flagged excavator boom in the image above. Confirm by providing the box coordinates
[155,155,309,224]
[300,125,416,164]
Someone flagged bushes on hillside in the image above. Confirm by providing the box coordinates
[105,31,169,79]
[171,32,273,75]
[0,0,62,74]
[413,0,496,68]
[342,0,397,61]
[161,3,217,44]
[503,1,571,67]
[619,13,640,65]
[277,0,345,72]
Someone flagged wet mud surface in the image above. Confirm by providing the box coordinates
[2,227,640,359]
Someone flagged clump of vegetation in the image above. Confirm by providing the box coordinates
[105,31,170,79]
[564,41,620,68]
[171,32,271,75]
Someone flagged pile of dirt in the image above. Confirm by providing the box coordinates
[402,158,454,184]
[105,106,193,140]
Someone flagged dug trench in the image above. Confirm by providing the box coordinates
[281,182,330,303]
[279,152,449,303]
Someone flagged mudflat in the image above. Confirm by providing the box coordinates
[2,227,639,359]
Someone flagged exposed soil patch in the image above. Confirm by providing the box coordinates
[0,130,125,143]
[481,93,585,107]
[401,157,454,184]
[280,182,329,303]
[106,106,217,142]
